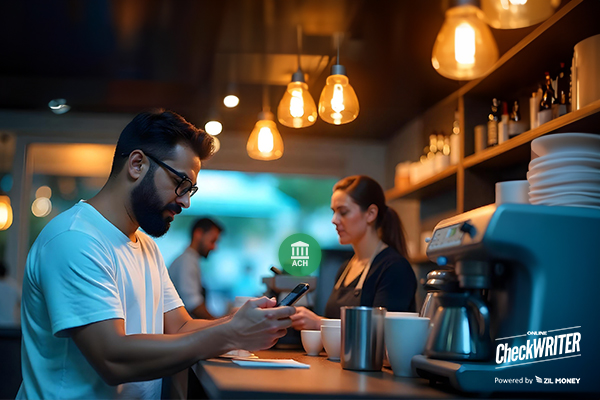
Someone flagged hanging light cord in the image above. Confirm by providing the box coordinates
[297,25,303,70]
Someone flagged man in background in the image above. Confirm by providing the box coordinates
[169,218,222,319]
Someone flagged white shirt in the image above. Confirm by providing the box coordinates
[169,247,204,311]
[17,201,184,400]
[0,276,21,327]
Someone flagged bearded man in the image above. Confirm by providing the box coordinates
[18,110,294,400]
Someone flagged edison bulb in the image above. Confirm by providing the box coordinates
[246,111,284,160]
[318,67,359,125]
[431,4,499,80]
[481,0,560,29]
[277,81,317,128]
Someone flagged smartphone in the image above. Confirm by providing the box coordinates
[276,283,310,307]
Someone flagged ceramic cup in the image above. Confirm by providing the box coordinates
[320,318,341,328]
[321,325,341,361]
[384,315,431,377]
[301,330,323,356]
[495,180,529,205]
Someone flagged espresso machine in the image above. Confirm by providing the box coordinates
[412,203,600,394]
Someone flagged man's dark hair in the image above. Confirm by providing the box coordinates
[191,217,223,238]
[109,109,214,178]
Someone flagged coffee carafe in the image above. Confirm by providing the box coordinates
[425,290,491,361]
[419,269,458,319]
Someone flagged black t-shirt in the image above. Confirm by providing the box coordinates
[324,247,417,319]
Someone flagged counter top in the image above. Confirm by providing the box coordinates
[191,348,460,399]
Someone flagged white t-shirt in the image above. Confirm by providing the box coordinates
[168,247,204,311]
[17,201,184,400]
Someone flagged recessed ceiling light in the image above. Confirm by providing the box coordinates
[223,95,239,108]
[205,120,223,135]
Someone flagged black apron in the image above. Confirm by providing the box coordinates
[324,242,384,319]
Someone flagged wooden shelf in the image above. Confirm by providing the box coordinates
[463,99,600,170]
[385,165,457,201]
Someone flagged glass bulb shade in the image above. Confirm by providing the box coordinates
[0,195,13,230]
[431,5,499,80]
[277,81,317,128]
[246,119,284,160]
[318,74,359,125]
[481,0,560,29]
[223,94,240,108]
[205,120,223,135]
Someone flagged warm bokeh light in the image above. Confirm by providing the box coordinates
[205,120,223,136]
[277,80,317,128]
[431,5,498,80]
[0,195,13,230]
[482,0,559,29]
[223,95,240,108]
[35,185,52,199]
[246,112,284,161]
[32,197,52,218]
[318,73,359,125]
[212,136,221,153]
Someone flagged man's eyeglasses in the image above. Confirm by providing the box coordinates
[122,152,198,197]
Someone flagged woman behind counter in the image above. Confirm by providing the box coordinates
[291,175,417,330]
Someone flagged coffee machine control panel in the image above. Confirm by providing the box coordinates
[428,223,466,251]
[426,204,497,261]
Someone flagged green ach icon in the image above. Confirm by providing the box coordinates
[278,233,322,276]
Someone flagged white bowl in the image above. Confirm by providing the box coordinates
[527,168,600,181]
[528,164,600,178]
[529,186,600,199]
[531,133,600,157]
[321,326,341,361]
[527,172,600,188]
[529,156,600,172]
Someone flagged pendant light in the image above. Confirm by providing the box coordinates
[247,86,284,161]
[481,0,560,29]
[277,26,317,128]
[318,34,359,125]
[431,0,499,81]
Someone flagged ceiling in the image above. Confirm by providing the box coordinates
[0,0,541,140]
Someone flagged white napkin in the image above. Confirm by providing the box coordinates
[231,359,310,368]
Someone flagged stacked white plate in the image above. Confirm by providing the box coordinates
[527,133,600,209]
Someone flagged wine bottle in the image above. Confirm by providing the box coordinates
[487,98,499,147]
[450,110,460,165]
[498,101,509,144]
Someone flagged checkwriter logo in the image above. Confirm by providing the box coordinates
[278,233,321,276]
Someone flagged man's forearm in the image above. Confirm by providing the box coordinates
[177,313,232,333]
[71,319,237,386]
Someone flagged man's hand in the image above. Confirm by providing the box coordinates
[226,297,295,351]
[289,306,322,330]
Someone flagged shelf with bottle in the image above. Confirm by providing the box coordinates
[458,0,600,101]
[463,97,600,170]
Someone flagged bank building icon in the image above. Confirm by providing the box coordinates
[291,241,309,260]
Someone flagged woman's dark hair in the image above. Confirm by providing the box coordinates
[333,175,408,257]
[109,109,214,178]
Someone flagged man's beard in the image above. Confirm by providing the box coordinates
[196,242,210,258]
[131,171,181,238]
